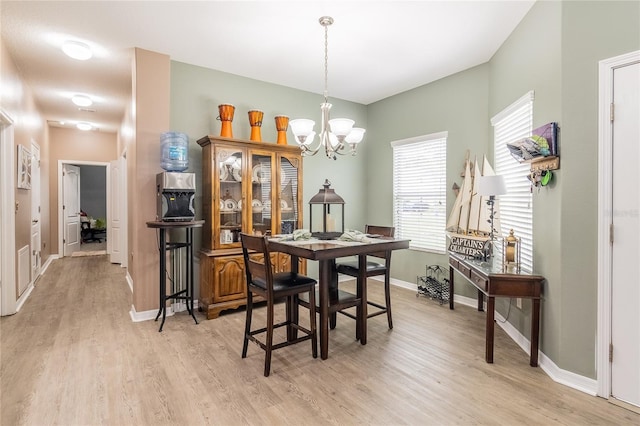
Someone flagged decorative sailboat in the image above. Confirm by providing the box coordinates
[446,155,501,257]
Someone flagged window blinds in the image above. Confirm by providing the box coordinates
[491,92,534,272]
[391,132,447,253]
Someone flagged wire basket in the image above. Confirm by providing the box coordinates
[417,265,450,305]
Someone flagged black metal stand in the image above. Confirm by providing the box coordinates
[146,220,204,332]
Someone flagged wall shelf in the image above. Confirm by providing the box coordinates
[526,156,559,172]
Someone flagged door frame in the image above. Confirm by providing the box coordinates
[597,49,640,398]
[58,160,111,256]
[31,140,41,281]
[0,109,16,316]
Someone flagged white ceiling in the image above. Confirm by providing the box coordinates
[1,1,535,133]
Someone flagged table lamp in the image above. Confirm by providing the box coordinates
[476,175,507,259]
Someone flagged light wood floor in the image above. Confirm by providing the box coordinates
[1,256,637,425]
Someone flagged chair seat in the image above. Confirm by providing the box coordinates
[336,260,387,275]
[251,272,317,293]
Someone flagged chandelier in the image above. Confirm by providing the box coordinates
[289,16,366,160]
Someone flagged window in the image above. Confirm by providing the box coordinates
[491,91,534,272]
[391,132,447,253]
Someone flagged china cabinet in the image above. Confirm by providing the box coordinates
[197,135,305,319]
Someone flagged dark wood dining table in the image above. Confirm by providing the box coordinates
[268,236,410,359]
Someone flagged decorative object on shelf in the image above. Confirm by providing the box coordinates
[289,16,366,159]
[248,109,264,142]
[275,115,289,145]
[252,163,270,183]
[502,229,521,273]
[217,104,235,138]
[417,265,450,305]
[476,174,507,260]
[308,179,344,239]
[507,122,558,162]
[231,162,242,182]
[219,163,229,181]
[446,155,501,258]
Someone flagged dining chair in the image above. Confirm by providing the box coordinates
[336,225,395,329]
[240,233,318,377]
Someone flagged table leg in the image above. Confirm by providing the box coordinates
[486,296,495,363]
[531,298,540,367]
[319,259,330,360]
[449,266,455,310]
[477,290,484,312]
[329,259,338,330]
[158,229,167,332]
[287,255,300,342]
[358,254,367,345]
[187,228,198,325]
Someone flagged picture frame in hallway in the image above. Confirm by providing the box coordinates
[17,144,31,189]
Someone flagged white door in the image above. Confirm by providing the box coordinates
[63,164,81,256]
[611,61,640,408]
[109,159,123,264]
[31,142,41,281]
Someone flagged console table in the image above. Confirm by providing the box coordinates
[448,251,544,366]
[146,220,204,332]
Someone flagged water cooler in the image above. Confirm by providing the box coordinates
[156,172,196,222]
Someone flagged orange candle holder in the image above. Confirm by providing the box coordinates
[275,115,289,145]
[248,109,264,142]
[217,104,235,138]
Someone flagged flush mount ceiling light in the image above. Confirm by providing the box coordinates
[71,95,93,107]
[62,40,93,60]
[289,16,366,160]
[76,122,93,131]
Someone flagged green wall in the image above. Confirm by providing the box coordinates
[558,0,639,376]
[170,62,368,281]
[367,63,490,301]
[489,0,563,371]
[169,0,639,380]
[366,0,638,379]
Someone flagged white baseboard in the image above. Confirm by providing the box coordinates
[40,254,59,275]
[130,304,164,322]
[15,282,35,312]
[387,276,599,397]
[129,299,200,323]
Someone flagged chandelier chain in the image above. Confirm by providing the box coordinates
[324,22,329,102]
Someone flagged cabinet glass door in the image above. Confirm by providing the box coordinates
[279,155,300,235]
[249,152,274,236]
[217,147,244,247]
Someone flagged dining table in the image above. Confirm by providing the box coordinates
[267,236,410,360]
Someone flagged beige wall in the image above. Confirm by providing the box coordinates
[1,37,48,300]
[48,126,117,253]
[129,48,170,312]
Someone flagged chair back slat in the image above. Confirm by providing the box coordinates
[365,225,395,260]
[241,233,274,292]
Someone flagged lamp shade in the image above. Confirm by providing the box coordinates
[476,175,507,196]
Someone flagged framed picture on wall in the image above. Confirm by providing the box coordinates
[17,144,31,189]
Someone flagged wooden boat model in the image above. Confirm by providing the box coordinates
[446,155,501,257]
